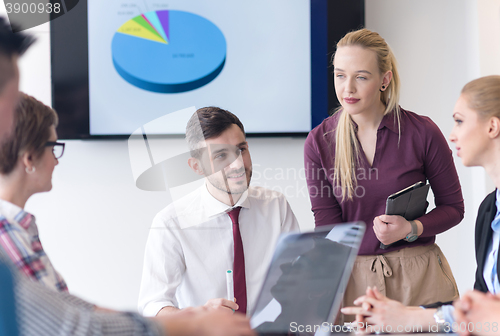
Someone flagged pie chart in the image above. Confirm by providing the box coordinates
[111,10,226,93]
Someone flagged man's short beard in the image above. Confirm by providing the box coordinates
[204,168,252,195]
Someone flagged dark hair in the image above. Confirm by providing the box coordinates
[185,106,245,158]
[0,17,34,57]
[0,93,58,175]
[0,17,35,93]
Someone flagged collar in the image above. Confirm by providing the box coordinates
[0,199,34,230]
[348,108,400,135]
[201,182,251,218]
[378,110,400,134]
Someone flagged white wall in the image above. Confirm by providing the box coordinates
[478,0,500,77]
[2,0,499,311]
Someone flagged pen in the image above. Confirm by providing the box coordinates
[226,270,234,311]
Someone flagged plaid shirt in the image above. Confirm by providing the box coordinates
[0,199,68,292]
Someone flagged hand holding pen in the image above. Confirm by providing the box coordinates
[203,270,238,312]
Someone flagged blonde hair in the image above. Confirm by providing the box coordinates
[332,28,401,201]
[461,75,500,120]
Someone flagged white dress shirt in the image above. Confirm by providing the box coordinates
[138,184,300,316]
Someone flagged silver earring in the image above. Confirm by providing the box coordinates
[25,166,35,174]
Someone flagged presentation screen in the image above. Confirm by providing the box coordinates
[88,0,310,135]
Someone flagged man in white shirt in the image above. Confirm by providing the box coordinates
[138,106,300,317]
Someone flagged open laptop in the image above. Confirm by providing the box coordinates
[249,222,365,336]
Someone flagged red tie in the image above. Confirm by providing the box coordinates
[227,207,247,314]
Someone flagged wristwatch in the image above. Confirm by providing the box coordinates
[404,220,418,242]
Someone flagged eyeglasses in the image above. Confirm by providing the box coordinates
[45,141,65,159]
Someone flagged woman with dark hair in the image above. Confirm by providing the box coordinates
[0,92,67,291]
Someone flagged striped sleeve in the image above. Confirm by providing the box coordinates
[17,277,164,336]
[0,245,163,336]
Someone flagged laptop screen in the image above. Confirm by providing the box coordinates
[250,222,365,334]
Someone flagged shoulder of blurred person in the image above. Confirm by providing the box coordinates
[0,17,34,138]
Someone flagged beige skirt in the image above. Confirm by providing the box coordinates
[341,244,459,323]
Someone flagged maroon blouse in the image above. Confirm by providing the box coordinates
[304,107,464,255]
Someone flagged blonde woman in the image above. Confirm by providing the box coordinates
[304,28,464,320]
[342,75,500,336]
